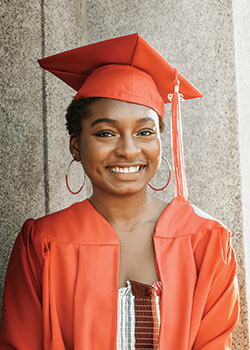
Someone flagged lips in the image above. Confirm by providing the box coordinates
[107,165,145,174]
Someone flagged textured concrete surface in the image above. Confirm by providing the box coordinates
[0,0,45,310]
[43,0,89,213]
[87,0,248,347]
[0,0,249,347]
[0,0,90,317]
[232,0,250,339]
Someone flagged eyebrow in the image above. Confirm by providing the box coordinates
[90,116,156,127]
[136,117,156,124]
[91,118,117,127]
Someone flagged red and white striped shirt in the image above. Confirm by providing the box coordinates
[116,280,162,349]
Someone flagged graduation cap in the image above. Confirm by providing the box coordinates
[38,33,203,201]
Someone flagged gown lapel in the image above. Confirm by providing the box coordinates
[73,200,120,350]
[72,198,197,350]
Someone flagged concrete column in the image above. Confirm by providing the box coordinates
[87,0,248,347]
[42,0,89,213]
[0,0,89,315]
[0,1,45,307]
[232,0,250,340]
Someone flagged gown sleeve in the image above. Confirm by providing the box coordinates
[193,227,240,350]
[0,219,44,350]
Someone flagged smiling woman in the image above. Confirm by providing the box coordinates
[69,98,162,197]
[0,33,239,350]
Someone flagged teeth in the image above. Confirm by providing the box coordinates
[110,166,141,173]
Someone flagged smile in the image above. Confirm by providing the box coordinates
[108,165,144,174]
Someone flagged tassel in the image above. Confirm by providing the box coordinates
[171,69,188,201]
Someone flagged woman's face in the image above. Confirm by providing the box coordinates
[71,98,162,196]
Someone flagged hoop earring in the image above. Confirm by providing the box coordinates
[65,159,86,194]
[148,156,172,191]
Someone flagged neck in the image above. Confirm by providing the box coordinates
[89,188,159,232]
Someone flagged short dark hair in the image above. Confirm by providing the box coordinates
[65,97,165,136]
[65,97,100,136]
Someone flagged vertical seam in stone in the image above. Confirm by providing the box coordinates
[41,0,50,215]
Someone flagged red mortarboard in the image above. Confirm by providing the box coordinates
[38,33,203,201]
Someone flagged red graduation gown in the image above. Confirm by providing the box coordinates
[0,197,239,350]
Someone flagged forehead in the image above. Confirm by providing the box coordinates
[87,98,159,124]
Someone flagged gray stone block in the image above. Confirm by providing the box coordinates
[42,0,89,213]
[0,0,45,311]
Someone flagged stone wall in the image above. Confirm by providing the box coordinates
[232,0,250,340]
[0,0,249,347]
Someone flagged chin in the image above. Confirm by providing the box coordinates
[105,183,147,196]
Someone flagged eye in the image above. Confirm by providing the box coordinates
[138,129,155,137]
[95,130,115,138]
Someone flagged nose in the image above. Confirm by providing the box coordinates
[115,133,140,160]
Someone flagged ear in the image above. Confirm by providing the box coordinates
[69,135,81,161]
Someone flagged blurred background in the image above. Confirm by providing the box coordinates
[1,0,250,347]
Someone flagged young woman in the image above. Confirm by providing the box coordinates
[0,33,239,350]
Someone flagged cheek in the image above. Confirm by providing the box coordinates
[146,139,162,166]
[153,139,162,169]
[79,137,111,172]
[152,137,162,156]
[78,137,95,169]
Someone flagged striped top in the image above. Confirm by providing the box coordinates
[116,279,162,349]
